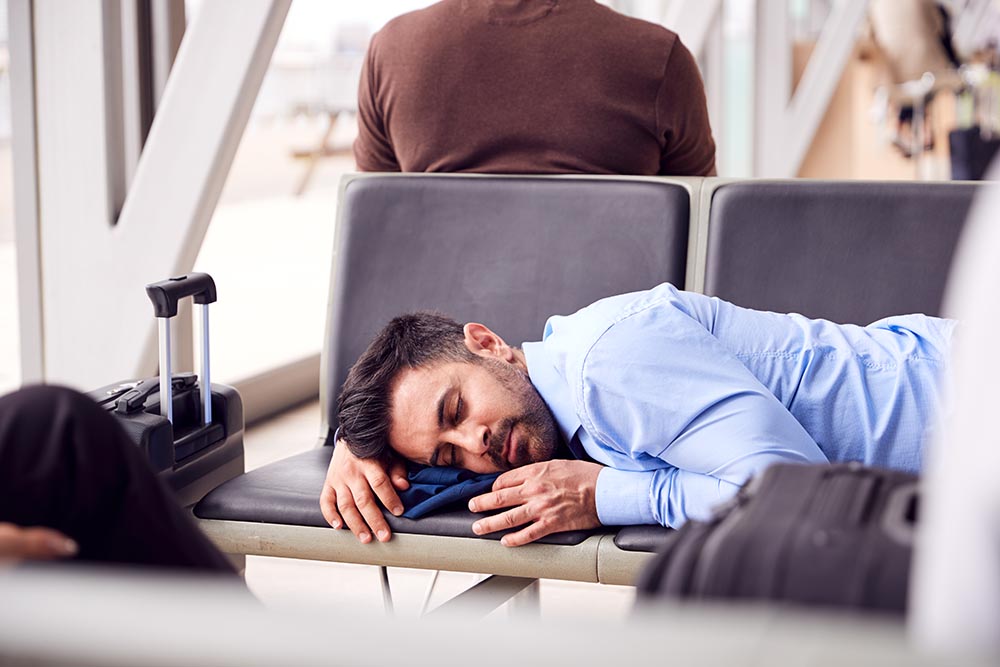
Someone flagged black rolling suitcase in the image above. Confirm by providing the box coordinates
[88,273,244,507]
[636,463,917,614]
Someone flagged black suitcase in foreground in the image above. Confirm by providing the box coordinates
[636,463,918,614]
[88,273,244,507]
[949,126,1000,181]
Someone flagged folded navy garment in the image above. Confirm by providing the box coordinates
[399,465,500,519]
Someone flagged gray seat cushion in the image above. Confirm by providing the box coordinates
[194,448,598,545]
[704,181,980,324]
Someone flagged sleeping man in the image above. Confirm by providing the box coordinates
[322,283,953,546]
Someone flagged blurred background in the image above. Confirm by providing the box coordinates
[4,0,1000,412]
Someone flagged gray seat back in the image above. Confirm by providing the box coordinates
[321,175,692,436]
[703,181,981,324]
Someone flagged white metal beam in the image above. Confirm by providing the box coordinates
[8,0,44,384]
[119,0,150,190]
[754,0,869,177]
[102,0,128,221]
[701,6,725,174]
[149,0,185,109]
[32,0,290,388]
[32,1,117,386]
[754,0,791,176]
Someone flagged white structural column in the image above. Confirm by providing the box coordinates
[118,0,149,190]
[32,1,119,385]
[9,0,44,383]
[28,0,290,388]
[754,0,790,177]
[754,0,869,177]
[699,8,725,172]
[149,0,186,110]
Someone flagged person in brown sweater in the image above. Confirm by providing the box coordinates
[354,0,716,176]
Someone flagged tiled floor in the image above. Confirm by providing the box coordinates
[241,400,636,619]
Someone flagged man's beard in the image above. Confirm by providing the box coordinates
[478,357,559,470]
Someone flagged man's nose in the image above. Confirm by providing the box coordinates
[454,423,489,455]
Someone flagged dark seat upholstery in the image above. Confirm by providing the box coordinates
[703,181,980,324]
[194,448,599,545]
[613,525,675,553]
[323,176,691,427]
[196,175,692,541]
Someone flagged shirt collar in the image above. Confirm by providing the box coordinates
[522,340,581,446]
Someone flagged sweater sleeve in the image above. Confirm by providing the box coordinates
[655,37,717,177]
[353,32,401,172]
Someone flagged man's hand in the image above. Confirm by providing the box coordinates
[0,522,78,564]
[467,460,603,547]
[320,440,410,543]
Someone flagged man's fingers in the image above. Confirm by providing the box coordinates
[468,484,524,512]
[491,467,531,491]
[0,524,78,560]
[20,528,79,559]
[497,521,552,547]
[471,505,533,536]
[337,499,374,544]
[323,442,400,542]
[388,458,410,492]
[346,483,393,543]
[319,486,343,529]
[367,471,404,518]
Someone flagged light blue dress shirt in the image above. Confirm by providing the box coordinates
[521,283,954,528]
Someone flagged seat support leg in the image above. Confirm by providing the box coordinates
[419,570,441,616]
[426,575,537,620]
[379,566,394,615]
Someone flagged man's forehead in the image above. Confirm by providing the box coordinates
[392,362,453,405]
[389,363,459,434]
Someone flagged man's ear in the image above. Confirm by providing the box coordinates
[463,323,514,362]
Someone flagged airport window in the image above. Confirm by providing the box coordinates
[187,0,438,388]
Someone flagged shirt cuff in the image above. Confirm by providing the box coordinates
[595,467,657,526]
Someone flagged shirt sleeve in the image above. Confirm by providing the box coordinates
[596,467,741,527]
[655,37,716,177]
[353,32,401,172]
[577,298,829,528]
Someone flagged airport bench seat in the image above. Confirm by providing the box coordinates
[193,174,988,604]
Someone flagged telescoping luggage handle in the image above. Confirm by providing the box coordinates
[144,273,217,425]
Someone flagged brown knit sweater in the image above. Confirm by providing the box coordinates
[354,0,716,176]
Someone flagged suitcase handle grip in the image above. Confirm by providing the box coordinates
[145,273,217,318]
[145,273,216,425]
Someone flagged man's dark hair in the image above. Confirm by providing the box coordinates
[337,312,476,459]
